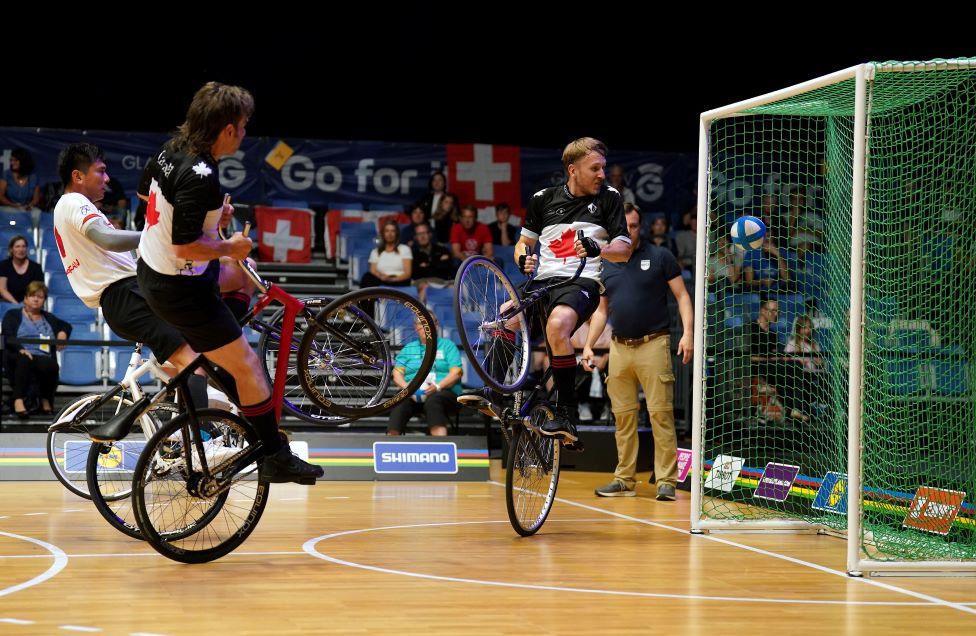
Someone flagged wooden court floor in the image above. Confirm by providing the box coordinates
[2,464,975,635]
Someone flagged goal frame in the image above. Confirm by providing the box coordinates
[689,59,976,576]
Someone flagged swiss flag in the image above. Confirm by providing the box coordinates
[255,206,313,263]
[447,144,521,208]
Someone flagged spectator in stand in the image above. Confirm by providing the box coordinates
[387,316,463,437]
[417,171,448,220]
[0,236,44,304]
[647,213,678,258]
[487,202,520,246]
[785,314,827,408]
[411,222,455,293]
[431,192,459,245]
[360,221,412,288]
[0,148,42,216]
[759,193,779,230]
[707,235,742,291]
[674,205,697,272]
[743,234,789,291]
[451,205,494,260]
[400,204,428,246]
[2,282,70,418]
[607,164,636,205]
[785,189,824,253]
[750,297,808,423]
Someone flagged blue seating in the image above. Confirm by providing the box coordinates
[37,214,55,230]
[0,301,18,322]
[59,347,101,385]
[886,360,926,396]
[46,273,73,297]
[52,298,98,322]
[271,199,309,209]
[45,250,65,273]
[933,360,968,395]
[725,293,760,321]
[493,245,516,269]
[461,355,485,390]
[424,286,454,308]
[0,211,33,232]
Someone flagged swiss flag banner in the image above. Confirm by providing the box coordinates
[254,206,314,263]
[447,144,521,209]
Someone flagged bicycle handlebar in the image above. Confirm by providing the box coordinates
[528,229,588,294]
[217,197,270,294]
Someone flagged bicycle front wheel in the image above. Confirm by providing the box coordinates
[132,409,268,563]
[454,256,531,393]
[506,403,561,537]
[297,287,436,418]
[257,297,353,425]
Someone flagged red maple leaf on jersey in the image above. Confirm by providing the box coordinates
[146,190,159,227]
[548,228,578,260]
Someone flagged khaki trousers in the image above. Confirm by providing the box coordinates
[607,333,677,488]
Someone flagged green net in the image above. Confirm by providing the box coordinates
[699,59,976,563]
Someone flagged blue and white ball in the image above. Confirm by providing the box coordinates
[730,215,767,251]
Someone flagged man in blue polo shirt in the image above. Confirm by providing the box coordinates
[387,317,464,436]
[582,203,694,501]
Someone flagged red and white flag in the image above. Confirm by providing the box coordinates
[255,206,314,263]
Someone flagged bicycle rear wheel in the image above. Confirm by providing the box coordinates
[47,392,136,500]
[297,287,436,418]
[454,256,531,393]
[257,297,354,425]
[132,409,267,563]
[86,401,180,540]
[506,403,561,537]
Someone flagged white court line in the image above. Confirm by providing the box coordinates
[0,531,68,598]
[131,632,172,636]
[63,509,84,513]
[0,618,35,625]
[60,626,101,633]
[0,516,8,520]
[279,498,305,501]
[0,550,305,560]
[302,519,972,607]
[325,496,350,500]
[488,481,976,617]
[22,513,47,517]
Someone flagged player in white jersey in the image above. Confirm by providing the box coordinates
[53,143,250,407]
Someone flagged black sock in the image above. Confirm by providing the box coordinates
[550,354,578,411]
[239,396,283,454]
[187,374,210,410]
[221,292,252,323]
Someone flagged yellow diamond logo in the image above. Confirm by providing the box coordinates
[265,141,295,171]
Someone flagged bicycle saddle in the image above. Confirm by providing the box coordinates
[89,396,152,443]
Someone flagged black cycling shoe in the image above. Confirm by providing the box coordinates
[260,445,324,485]
[539,405,579,442]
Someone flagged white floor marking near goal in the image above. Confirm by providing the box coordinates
[325,496,350,500]
[302,518,970,607]
[0,531,67,598]
[0,618,35,625]
[59,626,101,632]
[489,481,976,616]
[22,513,47,517]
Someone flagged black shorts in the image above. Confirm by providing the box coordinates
[137,259,242,353]
[524,276,601,338]
[100,276,186,363]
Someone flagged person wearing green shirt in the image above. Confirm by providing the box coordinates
[387,318,463,436]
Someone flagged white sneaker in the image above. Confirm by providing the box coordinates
[599,405,611,422]
[578,403,593,421]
